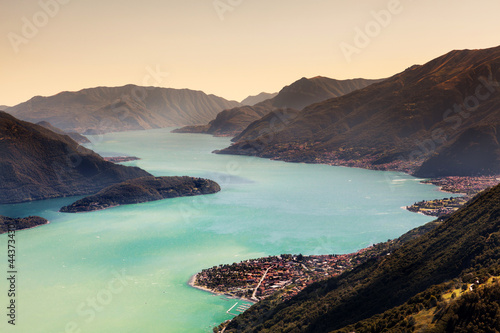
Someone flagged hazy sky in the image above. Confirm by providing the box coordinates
[1,0,500,105]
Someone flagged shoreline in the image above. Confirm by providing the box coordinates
[187,274,257,304]
[24,220,51,231]
[404,176,500,217]
[426,183,468,197]
[60,204,119,214]
[401,205,433,217]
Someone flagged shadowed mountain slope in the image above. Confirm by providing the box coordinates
[219,46,500,177]
[415,124,500,177]
[0,111,151,204]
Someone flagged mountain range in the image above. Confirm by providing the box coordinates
[3,44,500,332]
[0,111,151,204]
[6,85,241,134]
[219,46,500,177]
[174,77,381,138]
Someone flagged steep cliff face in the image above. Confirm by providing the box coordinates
[0,111,151,204]
[7,85,241,133]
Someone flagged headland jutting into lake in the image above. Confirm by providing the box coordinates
[189,174,500,313]
[60,176,221,213]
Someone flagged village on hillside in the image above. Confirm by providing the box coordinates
[193,244,394,303]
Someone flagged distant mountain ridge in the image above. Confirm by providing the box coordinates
[174,77,382,138]
[241,92,278,106]
[0,111,151,204]
[7,85,241,134]
[219,46,500,177]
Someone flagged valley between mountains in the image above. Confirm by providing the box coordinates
[2,45,500,333]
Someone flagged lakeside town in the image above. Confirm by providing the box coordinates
[271,147,500,219]
[193,243,397,303]
[192,175,500,307]
[407,176,500,218]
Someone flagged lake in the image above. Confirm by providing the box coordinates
[0,128,453,332]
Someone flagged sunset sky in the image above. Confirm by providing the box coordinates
[1,0,500,106]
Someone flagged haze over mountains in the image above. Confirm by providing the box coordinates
[3,42,500,332]
[36,121,90,144]
[174,77,381,138]
[0,111,151,204]
[7,85,241,134]
[219,46,500,177]
[241,92,278,106]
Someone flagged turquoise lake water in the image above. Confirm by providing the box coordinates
[0,129,455,332]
